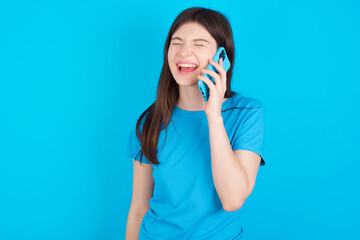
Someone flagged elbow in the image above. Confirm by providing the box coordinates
[221,185,254,212]
[222,199,245,212]
[222,190,251,212]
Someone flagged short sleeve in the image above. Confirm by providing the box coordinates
[232,106,265,166]
[124,121,151,164]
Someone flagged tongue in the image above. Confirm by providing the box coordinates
[181,67,197,72]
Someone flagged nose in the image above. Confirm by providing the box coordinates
[178,44,193,57]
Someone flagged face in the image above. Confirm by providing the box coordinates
[167,22,218,87]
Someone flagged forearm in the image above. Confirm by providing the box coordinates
[125,211,145,240]
[207,115,250,211]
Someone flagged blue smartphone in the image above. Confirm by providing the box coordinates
[198,47,231,102]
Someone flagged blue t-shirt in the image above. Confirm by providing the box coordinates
[125,93,265,240]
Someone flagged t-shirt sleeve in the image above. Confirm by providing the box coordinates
[232,106,265,166]
[124,121,151,164]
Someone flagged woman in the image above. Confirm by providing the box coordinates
[125,7,265,240]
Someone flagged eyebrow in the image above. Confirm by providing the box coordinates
[171,37,210,43]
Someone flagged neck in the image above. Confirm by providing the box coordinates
[176,85,228,111]
[176,85,205,111]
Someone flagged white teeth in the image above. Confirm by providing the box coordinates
[178,63,197,67]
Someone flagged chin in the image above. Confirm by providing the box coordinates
[174,72,201,84]
[175,79,198,87]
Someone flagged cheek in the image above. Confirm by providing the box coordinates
[167,57,171,70]
[201,53,216,68]
[167,49,174,65]
[167,50,176,73]
[199,56,211,68]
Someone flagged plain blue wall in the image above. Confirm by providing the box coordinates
[1,0,359,239]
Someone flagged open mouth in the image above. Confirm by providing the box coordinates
[177,63,198,73]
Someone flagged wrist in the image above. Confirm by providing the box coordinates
[206,114,223,122]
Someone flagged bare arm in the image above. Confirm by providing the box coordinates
[207,115,261,212]
[125,159,154,240]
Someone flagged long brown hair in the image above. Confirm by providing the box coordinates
[135,7,237,165]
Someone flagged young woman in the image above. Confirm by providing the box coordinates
[125,7,265,240]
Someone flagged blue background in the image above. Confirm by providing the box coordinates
[1,0,359,239]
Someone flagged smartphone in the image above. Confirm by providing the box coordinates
[198,47,231,102]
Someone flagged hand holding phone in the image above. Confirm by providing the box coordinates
[198,47,231,102]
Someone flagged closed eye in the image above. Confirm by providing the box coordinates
[171,43,204,47]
